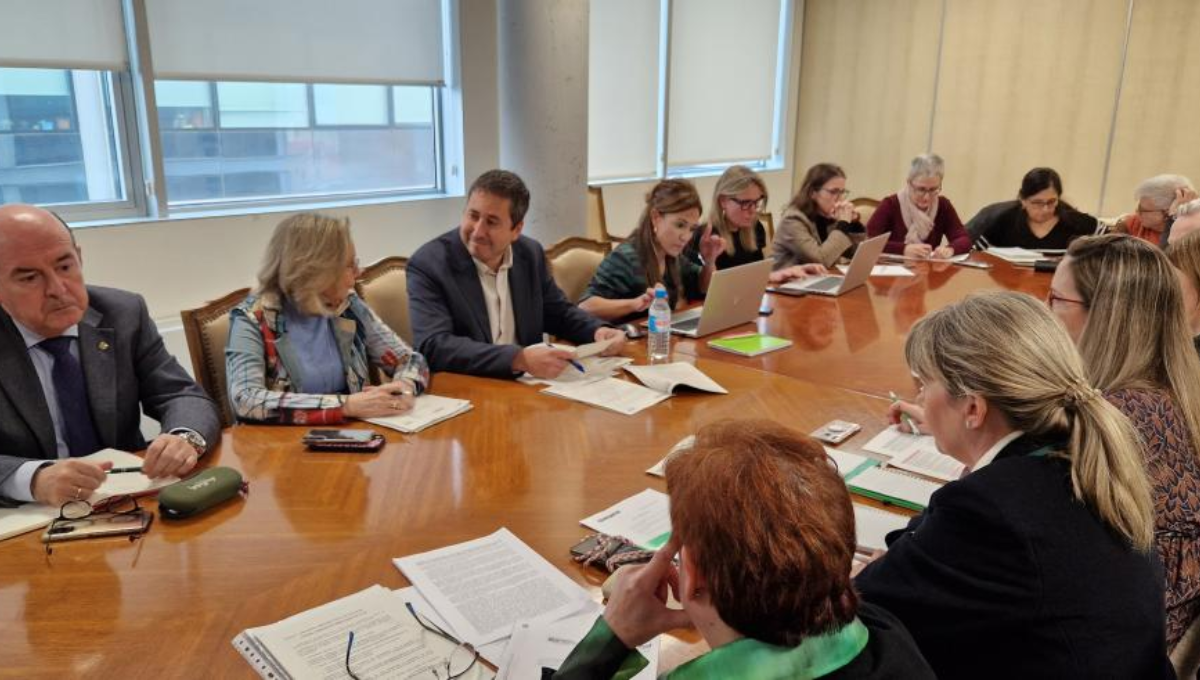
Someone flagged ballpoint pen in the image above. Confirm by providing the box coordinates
[108,467,144,474]
[888,390,920,436]
[544,335,585,373]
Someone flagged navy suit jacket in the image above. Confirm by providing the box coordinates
[854,435,1174,679]
[0,286,221,503]
[408,228,605,378]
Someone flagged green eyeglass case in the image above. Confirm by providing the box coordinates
[158,467,245,519]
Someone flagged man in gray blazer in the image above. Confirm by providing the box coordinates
[408,169,625,378]
[0,205,220,507]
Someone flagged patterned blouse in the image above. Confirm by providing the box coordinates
[225,291,429,424]
[582,241,703,317]
[1106,387,1200,649]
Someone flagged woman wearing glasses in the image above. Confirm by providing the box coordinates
[866,154,970,258]
[555,420,935,679]
[773,162,865,269]
[859,291,1173,678]
[967,167,1100,250]
[1112,174,1196,246]
[226,212,429,424]
[685,165,827,281]
[580,179,724,322]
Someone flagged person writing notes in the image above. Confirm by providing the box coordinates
[0,205,219,506]
[555,420,934,680]
[866,154,970,259]
[968,167,1101,250]
[408,169,625,379]
[858,292,1173,679]
[580,179,724,323]
[773,163,865,269]
[226,213,429,424]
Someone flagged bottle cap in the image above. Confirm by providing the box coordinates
[654,284,668,299]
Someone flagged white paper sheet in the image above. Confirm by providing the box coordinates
[862,426,964,482]
[853,503,909,552]
[393,528,592,646]
[622,363,727,395]
[395,587,507,667]
[822,447,872,478]
[519,356,634,387]
[367,394,473,434]
[986,246,1042,264]
[646,435,695,477]
[541,377,671,416]
[496,605,659,680]
[580,489,672,550]
[838,264,915,277]
[847,467,941,509]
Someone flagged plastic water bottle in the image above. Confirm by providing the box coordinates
[648,284,671,364]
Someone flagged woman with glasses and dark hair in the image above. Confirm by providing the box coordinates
[554,419,935,679]
[772,162,866,268]
[967,167,1101,250]
[685,165,827,281]
[866,154,970,258]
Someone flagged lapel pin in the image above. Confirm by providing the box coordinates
[98,340,110,351]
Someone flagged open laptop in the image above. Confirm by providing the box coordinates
[662,259,773,337]
[771,233,888,297]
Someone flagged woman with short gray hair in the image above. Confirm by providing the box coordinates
[866,153,971,259]
[1114,174,1197,245]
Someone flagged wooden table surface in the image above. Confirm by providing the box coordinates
[0,256,1052,678]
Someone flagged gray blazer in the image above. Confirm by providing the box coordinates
[408,228,605,378]
[0,286,220,503]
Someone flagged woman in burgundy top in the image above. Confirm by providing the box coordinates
[867,154,971,258]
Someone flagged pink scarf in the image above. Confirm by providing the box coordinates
[898,185,939,245]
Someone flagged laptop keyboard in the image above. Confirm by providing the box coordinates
[674,316,701,332]
[805,276,842,292]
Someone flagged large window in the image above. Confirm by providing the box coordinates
[588,0,793,183]
[0,0,454,221]
[155,81,439,205]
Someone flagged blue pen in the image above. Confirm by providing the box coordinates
[888,391,920,435]
[544,336,585,373]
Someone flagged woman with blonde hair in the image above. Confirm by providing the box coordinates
[226,212,428,424]
[1168,230,1200,355]
[1046,233,1200,652]
[581,179,724,322]
[858,291,1172,678]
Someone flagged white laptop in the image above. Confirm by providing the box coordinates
[661,259,773,337]
[771,234,888,297]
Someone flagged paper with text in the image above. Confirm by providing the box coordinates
[853,504,909,552]
[496,605,659,680]
[393,528,592,646]
[863,426,964,482]
[367,394,473,434]
[848,467,940,509]
[623,363,727,395]
[823,447,872,478]
[519,356,633,387]
[580,489,672,550]
[395,587,507,666]
[541,377,671,416]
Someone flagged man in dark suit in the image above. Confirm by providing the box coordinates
[408,169,625,378]
[0,205,220,507]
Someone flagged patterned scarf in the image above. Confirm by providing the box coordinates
[898,184,939,244]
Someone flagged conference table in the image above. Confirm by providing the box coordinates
[0,254,1051,678]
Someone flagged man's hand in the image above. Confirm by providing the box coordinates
[512,345,574,379]
[603,537,694,648]
[144,433,201,479]
[31,459,111,506]
[594,327,627,356]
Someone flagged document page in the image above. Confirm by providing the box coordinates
[623,363,728,395]
[823,447,873,478]
[986,247,1042,264]
[853,504,909,552]
[646,435,696,477]
[847,467,941,509]
[367,394,473,434]
[571,335,622,359]
[394,587,506,666]
[519,356,633,387]
[393,528,592,646]
[541,377,671,415]
[85,448,180,500]
[580,489,672,549]
[838,264,915,277]
[862,426,964,482]
[497,606,659,680]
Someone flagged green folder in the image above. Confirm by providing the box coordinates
[707,333,793,357]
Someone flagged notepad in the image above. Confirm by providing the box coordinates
[622,362,727,394]
[541,377,671,416]
[863,426,965,482]
[707,333,793,357]
[853,503,909,552]
[823,447,874,478]
[367,394,473,434]
[845,465,941,511]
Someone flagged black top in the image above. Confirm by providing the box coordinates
[967,200,1100,250]
[855,434,1173,680]
[686,221,767,270]
[814,213,864,242]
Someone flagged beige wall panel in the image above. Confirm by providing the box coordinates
[792,0,941,205]
[1101,0,1200,217]
[932,0,1127,219]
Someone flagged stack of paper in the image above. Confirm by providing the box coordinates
[367,394,473,434]
[853,503,909,552]
[880,252,971,264]
[622,363,727,395]
[580,489,672,550]
[838,264,915,277]
[0,448,178,542]
[845,465,941,511]
[519,355,633,387]
[986,247,1042,265]
[863,426,965,482]
[497,606,658,680]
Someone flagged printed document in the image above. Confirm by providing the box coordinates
[519,355,633,387]
[622,363,728,394]
[367,394,473,434]
[863,426,964,482]
[853,504,909,552]
[541,377,671,416]
[393,528,592,646]
[823,447,872,478]
[847,466,941,509]
[838,264,915,277]
[580,489,672,549]
[496,605,659,680]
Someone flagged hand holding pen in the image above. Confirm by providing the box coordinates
[888,391,925,435]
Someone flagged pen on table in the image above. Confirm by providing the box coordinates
[543,334,585,373]
[888,390,921,435]
[108,467,144,474]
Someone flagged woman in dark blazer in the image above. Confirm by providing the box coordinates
[861,291,1173,679]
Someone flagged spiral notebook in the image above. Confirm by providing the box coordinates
[843,462,942,511]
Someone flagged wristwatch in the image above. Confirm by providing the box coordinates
[169,428,208,456]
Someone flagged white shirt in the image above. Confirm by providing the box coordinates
[969,430,1025,473]
[1,321,80,502]
[473,247,516,345]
